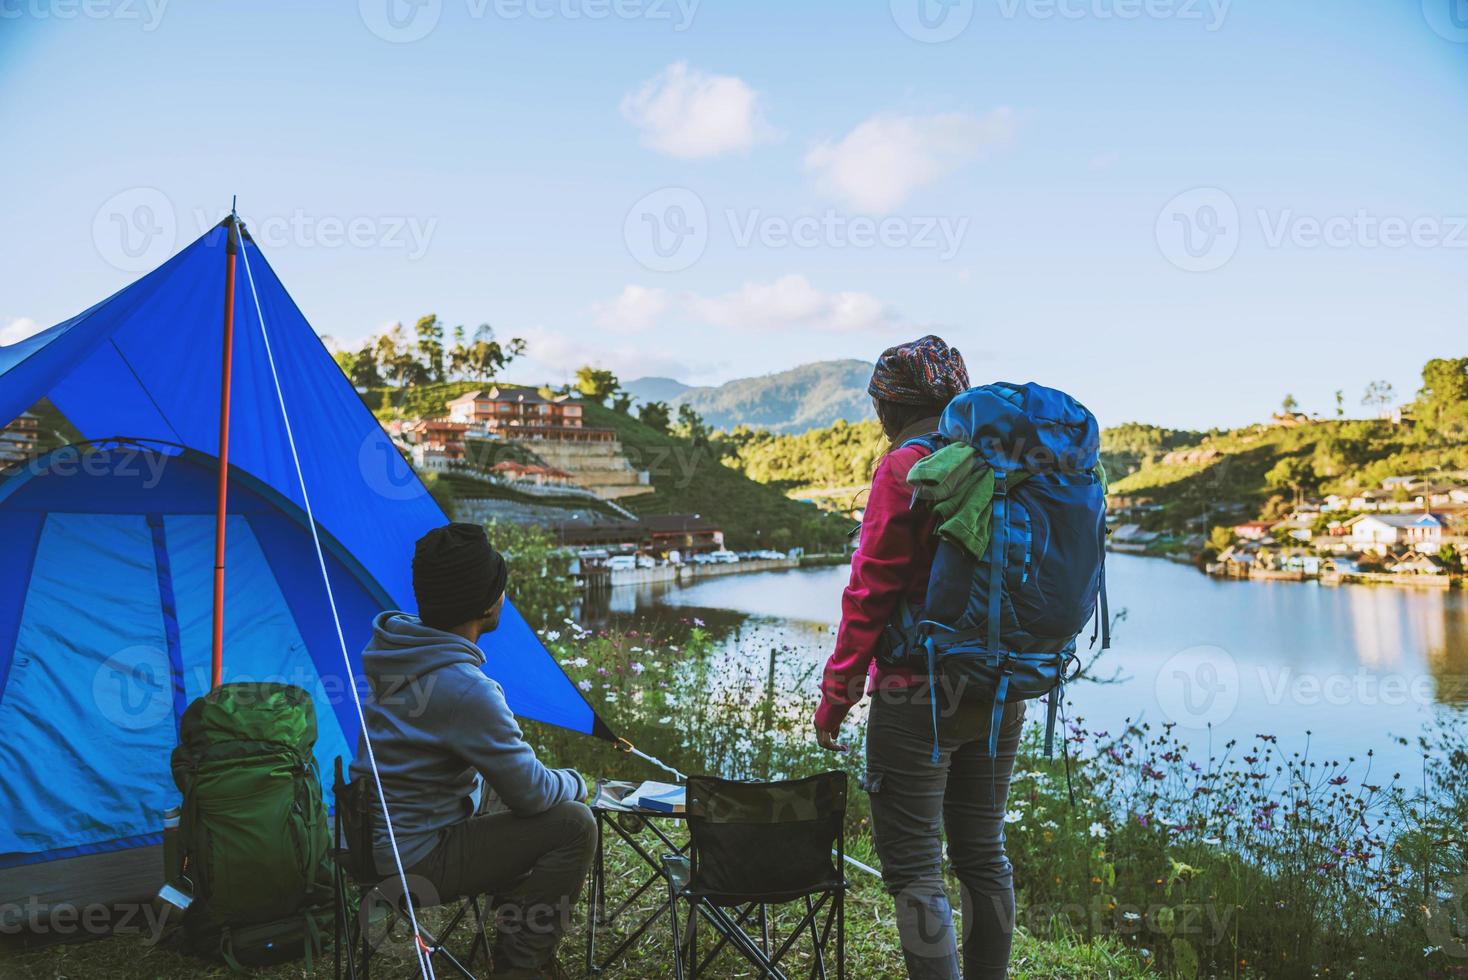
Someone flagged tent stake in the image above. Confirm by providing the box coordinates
[210,211,239,690]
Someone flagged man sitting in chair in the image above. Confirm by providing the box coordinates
[351,522,594,980]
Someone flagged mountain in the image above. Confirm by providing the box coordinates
[620,376,690,404]
[622,359,874,435]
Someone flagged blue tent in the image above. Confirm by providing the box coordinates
[0,220,608,913]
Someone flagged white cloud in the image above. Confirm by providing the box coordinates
[517,325,697,383]
[621,62,775,159]
[686,275,896,333]
[591,285,670,332]
[0,316,42,346]
[804,109,1016,211]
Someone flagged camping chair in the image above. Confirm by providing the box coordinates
[331,758,494,980]
[662,772,848,980]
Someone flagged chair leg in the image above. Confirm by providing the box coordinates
[805,895,827,980]
[687,898,698,980]
[837,888,845,980]
[760,904,770,957]
[668,880,686,980]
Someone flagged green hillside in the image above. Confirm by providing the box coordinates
[579,402,850,551]
[623,359,874,434]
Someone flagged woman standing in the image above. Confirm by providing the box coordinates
[814,335,1023,980]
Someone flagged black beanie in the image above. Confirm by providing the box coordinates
[412,523,508,629]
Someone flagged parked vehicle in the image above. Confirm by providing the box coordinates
[636,555,656,569]
[709,550,740,564]
[607,555,637,571]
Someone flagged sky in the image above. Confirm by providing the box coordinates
[1,0,1465,429]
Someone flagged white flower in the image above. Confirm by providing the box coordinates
[1088,822,1107,839]
[1122,911,1141,923]
[630,662,645,675]
[658,716,673,725]
[1004,810,1022,824]
[545,630,561,642]
[630,646,644,653]
[573,657,588,668]
[1041,819,1058,830]
[605,693,619,703]
[577,680,592,692]
[563,618,577,626]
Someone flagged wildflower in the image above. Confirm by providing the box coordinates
[1004,810,1022,824]
[630,646,644,653]
[1088,822,1107,839]
[693,618,705,627]
[605,693,618,703]
[630,662,645,675]
[544,630,561,642]
[573,657,588,668]
[658,716,673,725]
[577,680,592,692]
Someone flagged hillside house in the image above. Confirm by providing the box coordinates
[400,418,469,462]
[490,460,574,487]
[1233,520,1279,541]
[1389,549,1446,575]
[0,411,40,465]
[446,386,614,442]
[1347,513,1446,555]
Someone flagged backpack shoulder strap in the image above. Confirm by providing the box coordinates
[898,431,943,454]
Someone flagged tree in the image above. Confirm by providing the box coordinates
[333,344,384,389]
[458,324,524,382]
[1208,525,1235,554]
[611,391,633,415]
[638,400,672,433]
[575,366,620,404]
[672,404,710,447]
[1334,389,1345,418]
[1265,455,1314,507]
[1281,393,1299,415]
[1362,380,1396,418]
[1417,357,1468,434]
[414,314,446,383]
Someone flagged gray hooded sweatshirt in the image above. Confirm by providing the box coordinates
[350,611,586,871]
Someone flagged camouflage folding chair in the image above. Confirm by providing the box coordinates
[662,772,847,980]
[330,758,495,980]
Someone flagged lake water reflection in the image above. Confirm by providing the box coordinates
[579,553,1468,778]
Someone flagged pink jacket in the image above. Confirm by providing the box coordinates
[814,439,938,732]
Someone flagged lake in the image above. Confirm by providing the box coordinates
[581,553,1468,780]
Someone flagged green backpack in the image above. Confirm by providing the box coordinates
[166,682,336,970]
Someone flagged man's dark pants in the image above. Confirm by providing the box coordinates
[405,799,597,970]
[865,683,1025,980]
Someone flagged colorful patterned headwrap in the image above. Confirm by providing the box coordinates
[867,335,970,406]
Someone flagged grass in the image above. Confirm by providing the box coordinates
[4,842,1151,980]
[577,402,850,552]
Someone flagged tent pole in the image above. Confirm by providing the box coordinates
[211,212,240,690]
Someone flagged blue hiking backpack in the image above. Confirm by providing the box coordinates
[882,382,1110,779]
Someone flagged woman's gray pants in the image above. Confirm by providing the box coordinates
[864,683,1026,980]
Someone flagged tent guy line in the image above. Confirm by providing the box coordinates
[237,217,436,980]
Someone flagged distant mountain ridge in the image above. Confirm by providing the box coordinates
[622,359,874,435]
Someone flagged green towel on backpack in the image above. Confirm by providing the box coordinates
[906,443,999,560]
[907,444,1106,560]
